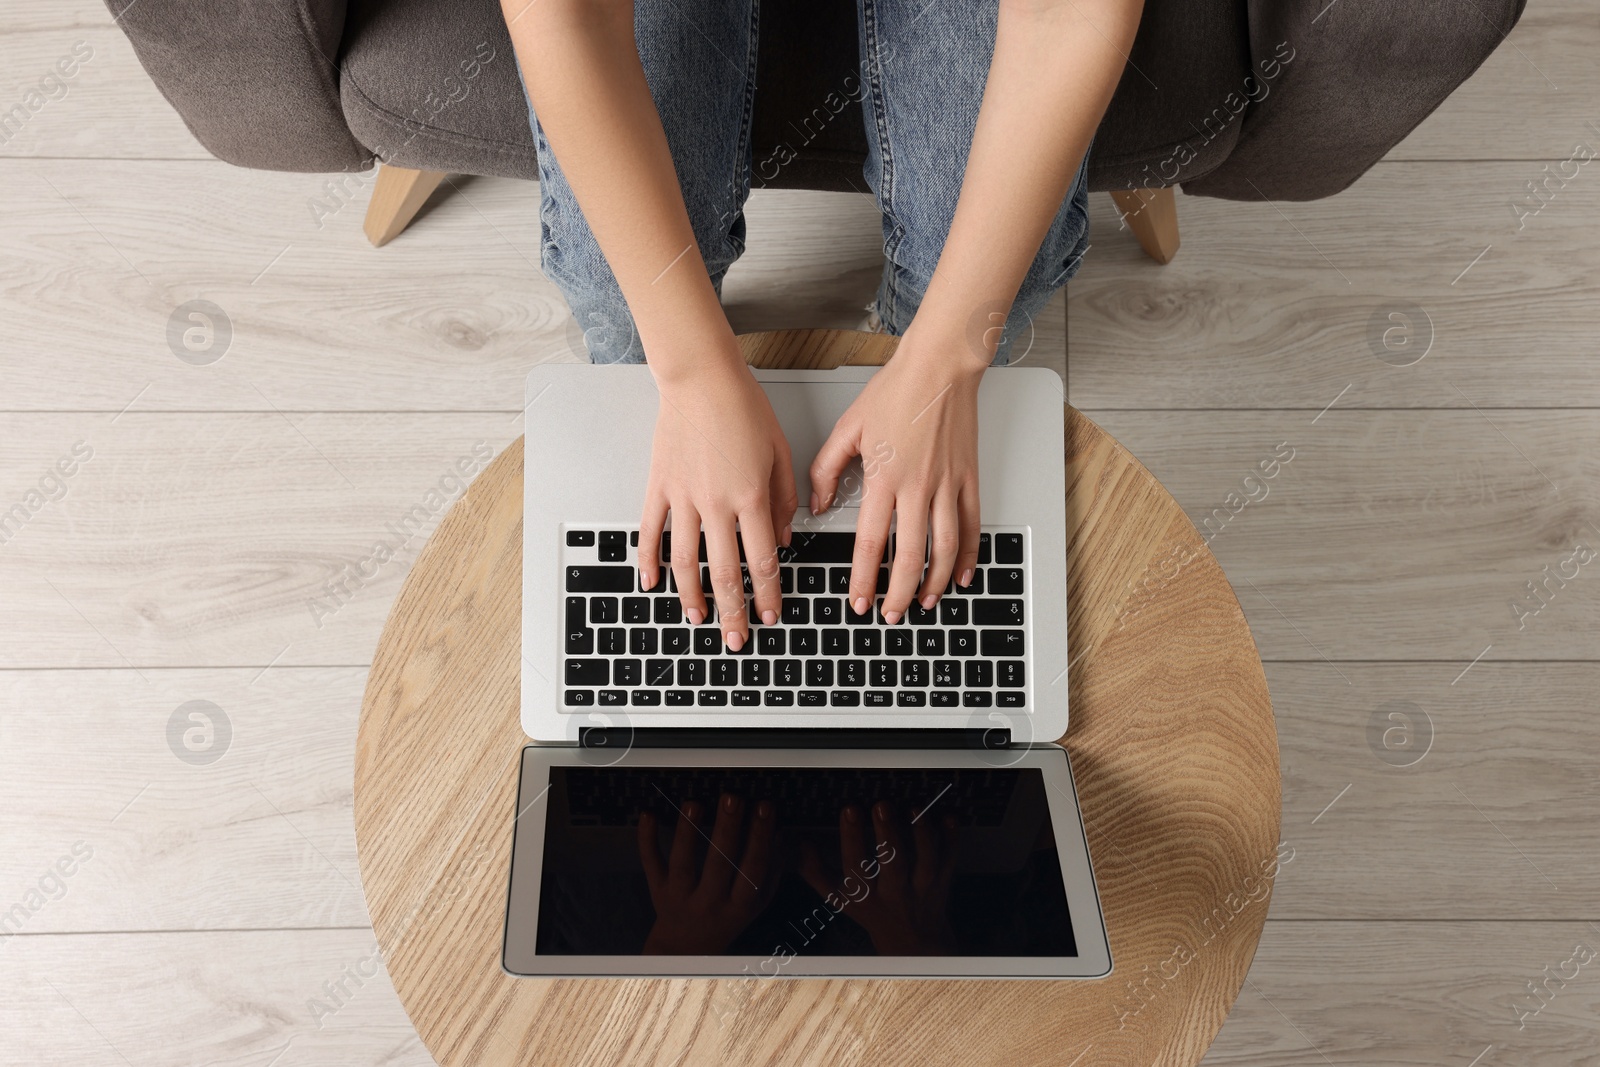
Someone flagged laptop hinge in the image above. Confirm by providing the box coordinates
[578,727,1010,750]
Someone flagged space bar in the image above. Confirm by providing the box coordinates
[778,531,858,563]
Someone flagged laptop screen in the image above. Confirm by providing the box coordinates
[530,764,1075,962]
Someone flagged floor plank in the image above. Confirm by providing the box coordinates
[2,1,113,33]
[1389,0,1599,162]
[1087,409,1599,661]
[1070,165,1600,409]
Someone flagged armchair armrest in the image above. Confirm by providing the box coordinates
[108,0,371,172]
[1185,0,1527,200]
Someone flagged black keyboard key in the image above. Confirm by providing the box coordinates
[916,630,945,656]
[783,531,857,563]
[598,627,625,655]
[565,659,608,686]
[963,691,993,707]
[965,660,994,688]
[930,691,959,707]
[764,691,795,706]
[940,599,969,625]
[699,567,714,594]
[645,659,673,686]
[629,628,658,656]
[952,569,985,595]
[870,660,897,687]
[566,627,594,655]
[949,629,977,657]
[782,598,810,625]
[566,596,587,628]
[732,690,761,706]
[813,598,843,625]
[839,659,865,687]
[806,660,834,687]
[877,568,890,594]
[679,659,707,686]
[632,689,661,705]
[998,661,1025,688]
[847,598,876,624]
[694,628,722,655]
[973,599,1023,625]
[798,691,826,706]
[853,629,881,656]
[780,569,794,594]
[590,597,618,624]
[565,689,594,706]
[775,659,802,686]
[900,661,928,687]
[630,530,639,547]
[863,691,893,707]
[908,601,936,625]
[998,691,1024,707]
[740,659,770,687]
[897,690,926,707]
[933,660,959,687]
[791,628,818,655]
[727,629,753,655]
[652,596,682,624]
[662,627,691,655]
[829,567,852,594]
[988,568,1024,594]
[822,628,850,656]
[614,659,642,686]
[710,660,738,687]
[567,530,595,547]
[757,629,786,655]
[666,689,694,705]
[977,532,991,564]
[996,533,1024,564]
[885,629,914,656]
[980,630,1026,657]
[568,566,632,592]
[599,689,626,705]
[798,567,826,593]
[830,691,861,706]
[698,690,728,706]
[599,531,628,562]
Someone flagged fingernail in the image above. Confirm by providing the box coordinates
[810,492,819,515]
[921,594,937,610]
[852,596,870,615]
[640,569,653,591]
[762,609,778,625]
[782,524,792,546]
[959,568,974,588]
[844,806,859,823]
[884,609,902,624]
[758,801,773,819]
[723,794,737,812]
[687,607,704,625]
[726,631,743,651]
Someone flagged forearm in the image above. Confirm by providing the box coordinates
[502,0,742,384]
[913,0,1143,360]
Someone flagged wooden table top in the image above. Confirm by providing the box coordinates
[354,329,1280,1067]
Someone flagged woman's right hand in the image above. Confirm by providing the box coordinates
[637,354,797,651]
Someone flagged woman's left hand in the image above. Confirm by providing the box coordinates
[809,325,987,625]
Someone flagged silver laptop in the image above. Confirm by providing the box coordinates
[505,363,1109,979]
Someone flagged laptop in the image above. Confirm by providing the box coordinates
[504,362,1110,979]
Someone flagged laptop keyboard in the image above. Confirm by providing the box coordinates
[560,526,1029,711]
[561,765,1019,827]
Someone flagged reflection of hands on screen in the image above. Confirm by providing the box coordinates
[637,794,777,955]
[800,800,959,956]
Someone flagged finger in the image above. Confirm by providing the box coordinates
[873,800,911,895]
[953,479,981,589]
[700,793,745,896]
[732,800,778,907]
[703,513,749,650]
[638,488,669,592]
[670,506,709,626]
[917,485,961,606]
[882,503,927,621]
[848,489,893,621]
[798,839,838,901]
[738,506,783,628]
[911,805,940,893]
[666,800,701,893]
[638,811,665,896]
[838,804,870,884]
[809,416,861,514]
[768,440,798,548]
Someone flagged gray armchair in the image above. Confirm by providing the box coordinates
[112,0,1522,259]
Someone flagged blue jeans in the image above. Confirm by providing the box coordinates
[523,0,1092,367]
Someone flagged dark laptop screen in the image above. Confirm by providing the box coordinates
[532,765,1076,962]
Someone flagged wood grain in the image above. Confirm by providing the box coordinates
[1071,166,1600,408]
[353,330,1278,1067]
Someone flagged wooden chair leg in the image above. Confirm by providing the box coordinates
[364,165,449,247]
[1108,186,1180,264]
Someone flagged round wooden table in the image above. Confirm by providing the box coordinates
[355,329,1280,1067]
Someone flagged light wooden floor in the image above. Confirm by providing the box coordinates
[2,3,1596,1064]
